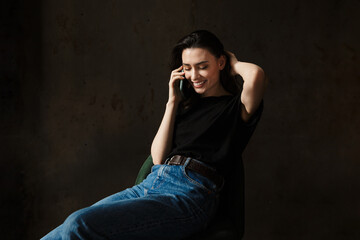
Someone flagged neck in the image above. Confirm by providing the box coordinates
[201,85,232,98]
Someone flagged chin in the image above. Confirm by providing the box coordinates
[194,89,205,95]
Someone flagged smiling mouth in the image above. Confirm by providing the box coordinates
[193,80,207,88]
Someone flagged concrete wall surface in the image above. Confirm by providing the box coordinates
[1,0,359,239]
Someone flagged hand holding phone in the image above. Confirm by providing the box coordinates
[179,70,192,100]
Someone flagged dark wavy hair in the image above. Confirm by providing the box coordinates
[170,30,241,107]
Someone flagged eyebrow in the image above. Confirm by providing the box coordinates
[182,61,209,66]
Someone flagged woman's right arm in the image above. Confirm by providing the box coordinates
[151,66,185,165]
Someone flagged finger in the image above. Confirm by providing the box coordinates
[173,75,185,81]
[170,73,185,80]
[227,50,235,57]
[170,75,185,83]
[172,71,185,76]
[173,66,183,72]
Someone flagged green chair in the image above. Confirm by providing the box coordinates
[135,155,245,240]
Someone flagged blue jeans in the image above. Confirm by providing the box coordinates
[41,158,220,240]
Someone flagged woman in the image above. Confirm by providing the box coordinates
[41,30,267,240]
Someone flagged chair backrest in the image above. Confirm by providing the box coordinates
[134,155,154,185]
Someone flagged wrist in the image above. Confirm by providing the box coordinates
[233,61,242,74]
[166,98,180,108]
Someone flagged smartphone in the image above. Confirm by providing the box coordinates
[179,70,192,100]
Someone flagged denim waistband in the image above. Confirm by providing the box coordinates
[164,155,224,192]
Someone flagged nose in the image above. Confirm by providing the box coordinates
[190,69,200,81]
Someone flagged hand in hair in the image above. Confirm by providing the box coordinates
[226,51,240,76]
[226,50,266,80]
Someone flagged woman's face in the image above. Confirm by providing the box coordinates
[182,48,226,97]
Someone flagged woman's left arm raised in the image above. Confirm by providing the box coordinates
[227,51,269,123]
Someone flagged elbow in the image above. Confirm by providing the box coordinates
[151,145,163,165]
[244,65,265,83]
[150,145,158,164]
[251,67,268,92]
[257,67,269,87]
[254,66,265,82]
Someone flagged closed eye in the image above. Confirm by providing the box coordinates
[184,66,208,71]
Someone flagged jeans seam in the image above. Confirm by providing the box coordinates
[149,165,168,191]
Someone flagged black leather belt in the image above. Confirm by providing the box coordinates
[166,155,224,189]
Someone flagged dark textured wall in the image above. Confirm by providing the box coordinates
[1,0,359,239]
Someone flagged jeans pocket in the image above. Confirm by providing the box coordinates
[182,166,217,194]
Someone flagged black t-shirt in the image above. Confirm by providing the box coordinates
[166,93,264,176]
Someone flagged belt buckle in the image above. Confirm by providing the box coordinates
[171,155,186,165]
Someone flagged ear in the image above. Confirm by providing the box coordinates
[218,55,226,70]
